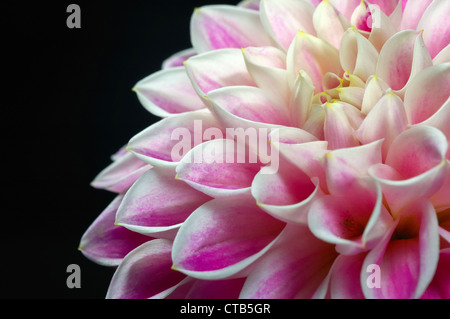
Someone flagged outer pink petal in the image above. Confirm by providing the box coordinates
[127,109,223,167]
[190,5,274,53]
[116,168,212,239]
[161,48,197,69]
[400,0,433,30]
[239,224,338,299]
[133,67,205,117]
[421,248,450,298]
[404,63,450,125]
[429,162,450,212]
[171,195,285,279]
[90,152,151,193]
[260,0,316,50]
[207,86,291,126]
[416,0,450,58]
[79,195,150,267]
[362,199,440,299]
[355,91,408,160]
[106,239,186,299]
[287,32,342,93]
[175,138,261,198]
[329,253,366,299]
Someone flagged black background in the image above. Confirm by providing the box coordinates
[3,0,238,299]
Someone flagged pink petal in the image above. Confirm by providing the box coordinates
[190,5,274,53]
[329,253,366,299]
[416,0,450,58]
[172,195,285,279]
[404,63,450,125]
[325,139,383,195]
[366,6,398,52]
[289,70,315,127]
[259,0,316,50]
[308,177,392,254]
[251,156,321,224]
[166,278,246,299]
[161,48,196,69]
[429,163,450,212]
[401,0,433,30]
[368,0,400,16]
[361,75,390,115]
[91,152,151,193]
[175,138,261,198]
[133,67,205,117]
[287,32,342,93]
[184,48,256,97]
[323,101,363,150]
[269,127,328,190]
[313,0,349,49]
[376,30,427,91]
[369,126,448,214]
[79,195,151,266]
[340,28,379,81]
[237,0,261,11]
[362,198,440,299]
[242,46,290,104]
[106,239,186,299]
[116,167,212,239]
[421,248,450,298]
[329,0,361,21]
[127,109,223,167]
[207,86,291,126]
[432,44,450,65]
[355,91,408,160]
[239,224,338,298]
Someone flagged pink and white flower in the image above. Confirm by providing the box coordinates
[81,0,450,299]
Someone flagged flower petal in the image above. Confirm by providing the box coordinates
[133,67,206,117]
[360,75,390,115]
[184,48,256,98]
[362,198,439,299]
[242,46,290,104]
[329,253,366,299]
[260,0,316,50]
[376,30,428,91]
[207,86,291,126]
[287,31,342,93]
[176,138,261,198]
[127,109,223,167]
[416,0,450,58]
[79,195,150,266]
[313,0,349,49]
[172,195,285,279]
[116,167,212,239]
[90,152,151,193]
[289,70,315,127]
[106,239,186,299]
[355,91,408,160]
[162,48,197,69]
[239,224,337,298]
[404,63,450,125]
[421,248,450,299]
[340,28,379,81]
[252,156,321,224]
[325,139,383,195]
[400,0,433,30]
[369,126,448,214]
[190,5,274,53]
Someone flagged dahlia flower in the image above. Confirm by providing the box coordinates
[80,0,450,299]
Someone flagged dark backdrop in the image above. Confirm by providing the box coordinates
[3,0,238,299]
